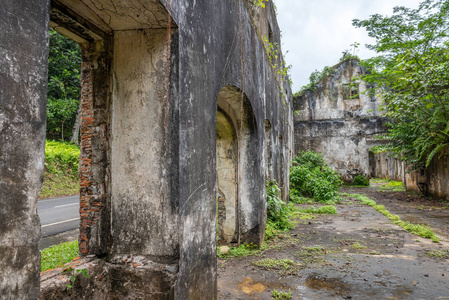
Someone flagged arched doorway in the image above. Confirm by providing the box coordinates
[216,86,265,246]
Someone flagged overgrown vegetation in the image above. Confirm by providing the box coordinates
[353,0,449,169]
[266,180,299,239]
[369,145,390,155]
[289,151,342,202]
[47,29,82,142]
[253,258,299,275]
[344,193,439,242]
[352,174,370,186]
[371,178,406,192]
[39,140,80,198]
[41,240,78,272]
[272,289,292,300]
[425,249,449,259]
[296,205,337,215]
[294,44,360,97]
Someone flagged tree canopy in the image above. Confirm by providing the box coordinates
[47,29,81,142]
[353,0,449,168]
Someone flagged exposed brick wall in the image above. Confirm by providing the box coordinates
[78,42,111,256]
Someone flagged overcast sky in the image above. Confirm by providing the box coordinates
[275,0,422,92]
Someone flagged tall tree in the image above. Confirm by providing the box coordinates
[47,29,81,142]
[353,0,449,169]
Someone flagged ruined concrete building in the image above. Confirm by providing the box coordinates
[0,0,293,299]
[293,59,388,182]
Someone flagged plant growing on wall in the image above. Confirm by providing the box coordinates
[353,0,449,168]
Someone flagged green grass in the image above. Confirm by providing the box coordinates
[272,289,292,299]
[425,249,449,259]
[370,178,406,192]
[217,243,260,259]
[41,240,78,272]
[350,242,367,250]
[39,140,80,198]
[344,193,439,242]
[296,205,337,215]
[253,258,300,275]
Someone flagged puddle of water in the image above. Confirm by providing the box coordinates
[303,273,350,294]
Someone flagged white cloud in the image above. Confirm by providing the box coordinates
[275,0,422,91]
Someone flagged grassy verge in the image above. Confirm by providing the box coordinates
[343,193,439,242]
[41,240,78,272]
[370,178,406,192]
[39,140,80,199]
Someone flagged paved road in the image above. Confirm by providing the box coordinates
[38,195,79,237]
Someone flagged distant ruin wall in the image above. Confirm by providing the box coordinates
[293,59,387,182]
[370,151,405,183]
[371,149,449,202]
[405,149,449,202]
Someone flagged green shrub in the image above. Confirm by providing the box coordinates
[45,140,80,176]
[353,174,369,186]
[289,151,341,202]
[40,140,80,198]
[267,181,292,231]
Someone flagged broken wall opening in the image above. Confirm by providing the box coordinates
[216,85,264,246]
[39,0,181,298]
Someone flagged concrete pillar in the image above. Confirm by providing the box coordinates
[0,1,50,298]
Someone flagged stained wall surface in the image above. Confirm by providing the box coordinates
[0,1,49,299]
[405,149,449,202]
[1,0,293,299]
[370,151,405,183]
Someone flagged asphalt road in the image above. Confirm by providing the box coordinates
[38,195,79,237]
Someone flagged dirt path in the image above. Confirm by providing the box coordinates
[217,184,449,299]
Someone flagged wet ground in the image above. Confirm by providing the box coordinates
[217,183,449,300]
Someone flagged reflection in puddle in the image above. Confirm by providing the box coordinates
[303,273,350,295]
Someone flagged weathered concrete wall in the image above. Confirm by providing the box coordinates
[0,1,50,298]
[110,29,178,261]
[1,0,293,299]
[216,110,237,244]
[370,151,405,182]
[294,59,387,182]
[405,149,449,202]
[371,149,449,202]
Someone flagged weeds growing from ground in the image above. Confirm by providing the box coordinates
[272,289,292,299]
[353,174,370,186]
[425,249,449,259]
[253,258,300,275]
[343,193,439,242]
[296,205,337,215]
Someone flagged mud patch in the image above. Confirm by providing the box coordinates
[238,277,266,295]
[303,273,350,294]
